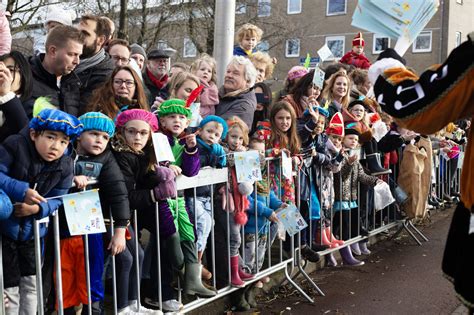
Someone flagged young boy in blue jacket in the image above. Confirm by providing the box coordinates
[0,109,83,314]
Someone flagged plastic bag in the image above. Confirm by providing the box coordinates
[372,120,389,142]
[374,181,395,211]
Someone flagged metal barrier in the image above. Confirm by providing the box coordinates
[0,144,463,314]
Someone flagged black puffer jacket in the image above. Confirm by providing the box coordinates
[58,148,131,237]
[26,54,82,118]
[0,94,29,142]
[75,55,114,115]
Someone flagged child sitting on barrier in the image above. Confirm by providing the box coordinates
[0,109,82,315]
[56,112,131,315]
[332,123,383,266]
[185,115,228,281]
[110,109,162,314]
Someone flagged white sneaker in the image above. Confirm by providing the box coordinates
[144,297,183,312]
[162,299,183,312]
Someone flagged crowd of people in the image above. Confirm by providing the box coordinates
[0,7,472,315]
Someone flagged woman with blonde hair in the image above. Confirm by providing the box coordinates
[321,70,352,118]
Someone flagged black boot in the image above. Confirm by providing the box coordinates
[366,153,392,176]
[300,245,320,263]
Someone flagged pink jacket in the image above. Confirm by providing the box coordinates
[199,80,219,118]
[0,11,12,55]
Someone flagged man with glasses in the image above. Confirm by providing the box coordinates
[143,49,174,104]
[108,39,131,67]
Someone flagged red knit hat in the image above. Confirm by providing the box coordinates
[352,32,365,47]
[326,112,344,137]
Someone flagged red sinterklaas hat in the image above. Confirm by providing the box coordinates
[326,112,344,137]
[352,32,365,47]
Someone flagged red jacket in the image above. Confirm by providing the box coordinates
[340,51,371,69]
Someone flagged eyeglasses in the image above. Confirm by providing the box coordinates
[111,55,130,64]
[350,108,365,113]
[113,79,135,88]
[125,128,149,137]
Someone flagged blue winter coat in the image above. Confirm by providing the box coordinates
[245,190,282,235]
[233,45,257,57]
[0,127,74,241]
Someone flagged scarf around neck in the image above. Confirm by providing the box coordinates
[75,49,106,74]
[147,69,168,90]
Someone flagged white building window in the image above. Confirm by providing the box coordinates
[285,38,300,57]
[327,0,346,16]
[325,36,345,59]
[455,31,462,47]
[183,38,197,58]
[412,31,432,53]
[257,40,270,53]
[236,2,247,14]
[287,0,302,14]
[258,0,271,17]
[372,34,390,54]
[157,40,168,50]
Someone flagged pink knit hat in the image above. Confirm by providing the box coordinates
[287,66,309,81]
[116,109,159,132]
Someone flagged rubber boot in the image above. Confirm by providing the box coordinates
[181,241,216,297]
[359,241,371,255]
[324,227,345,246]
[239,267,255,281]
[183,263,216,297]
[230,255,245,288]
[300,245,320,263]
[197,250,212,280]
[315,228,337,248]
[366,153,392,176]
[350,242,362,256]
[234,291,251,312]
[339,246,364,266]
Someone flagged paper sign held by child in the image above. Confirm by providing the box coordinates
[317,44,333,63]
[281,151,293,179]
[152,133,175,163]
[312,67,326,90]
[63,189,106,236]
[234,150,263,183]
[276,204,308,236]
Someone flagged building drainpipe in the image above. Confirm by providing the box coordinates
[213,0,236,87]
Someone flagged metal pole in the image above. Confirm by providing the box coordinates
[109,211,118,314]
[33,220,44,315]
[213,0,236,87]
[84,234,92,315]
[155,203,162,310]
[133,210,141,312]
[53,211,64,315]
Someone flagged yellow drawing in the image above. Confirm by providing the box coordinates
[402,3,410,11]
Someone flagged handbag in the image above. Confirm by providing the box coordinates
[388,177,409,205]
